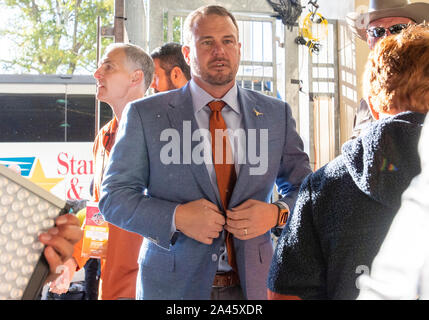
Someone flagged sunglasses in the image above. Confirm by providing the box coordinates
[366,24,409,38]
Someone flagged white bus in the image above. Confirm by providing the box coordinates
[0,74,113,202]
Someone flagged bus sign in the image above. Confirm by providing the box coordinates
[0,142,93,201]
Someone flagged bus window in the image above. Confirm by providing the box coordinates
[0,93,112,142]
[65,94,112,142]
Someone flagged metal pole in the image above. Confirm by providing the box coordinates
[284,24,301,133]
[95,15,101,136]
[114,0,125,43]
[332,20,341,157]
[65,90,68,142]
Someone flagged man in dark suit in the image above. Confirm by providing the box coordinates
[99,5,311,300]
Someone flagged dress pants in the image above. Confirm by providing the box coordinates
[211,285,245,300]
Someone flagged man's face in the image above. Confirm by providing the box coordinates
[151,58,175,93]
[367,16,414,50]
[93,47,134,105]
[184,14,241,90]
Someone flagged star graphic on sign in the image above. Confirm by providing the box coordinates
[29,159,64,192]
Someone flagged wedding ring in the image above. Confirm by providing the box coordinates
[244,228,248,236]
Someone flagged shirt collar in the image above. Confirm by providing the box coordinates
[189,79,240,114]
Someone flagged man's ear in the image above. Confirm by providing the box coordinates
[182,45,191,65]
[169,66,184,87]
[131,69,144,86]
[367,96,379,120]
[170,66,180,80]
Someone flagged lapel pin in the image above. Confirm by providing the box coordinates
[253,108,263,117]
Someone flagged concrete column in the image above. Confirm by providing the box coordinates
[124,0,147,50]
[114,0,125,43]
[284,25,300,133]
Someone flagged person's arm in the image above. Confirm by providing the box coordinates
[38,214,83,284]
[44,207,87,293]
[99,102,179,249]
[269,101,312,236]
[225,102,311,240]
[47,236,88,294]
[275,102,312,211]
[47,258,78,294]
[267,175,326,300]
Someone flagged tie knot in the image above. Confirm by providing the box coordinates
[208,100,226,113]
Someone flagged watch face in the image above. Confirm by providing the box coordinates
[274,203,289,227]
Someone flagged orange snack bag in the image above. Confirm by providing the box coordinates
[81,202,109,259]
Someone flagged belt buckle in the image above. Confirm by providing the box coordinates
[213,271,238,288]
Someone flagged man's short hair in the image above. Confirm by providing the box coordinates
[150,42,191,80]
[104,43,154,90]
[183,5,239,45]
[364,23,429,114]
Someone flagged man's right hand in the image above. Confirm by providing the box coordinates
[175,199,225,245]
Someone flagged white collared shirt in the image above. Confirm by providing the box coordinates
[172,79,245,272]
[189,79,244,201]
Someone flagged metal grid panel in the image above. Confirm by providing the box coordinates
[304,19,341,169]
[164,10,278,96]
[0,164,65,300]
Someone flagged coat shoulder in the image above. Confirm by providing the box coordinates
[240,87,286,107]
[131,87,188,117]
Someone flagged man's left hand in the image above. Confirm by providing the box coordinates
[225,199,277,240]
[38,214,83,284]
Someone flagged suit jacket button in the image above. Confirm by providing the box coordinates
[211,254,218,262]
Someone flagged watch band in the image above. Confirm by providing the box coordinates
[273,201,289,227]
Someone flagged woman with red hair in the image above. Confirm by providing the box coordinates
[268,24,429,300]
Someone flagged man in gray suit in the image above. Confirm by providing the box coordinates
[99,5,311,300]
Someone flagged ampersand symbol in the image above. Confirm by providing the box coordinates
[67,177,83,200]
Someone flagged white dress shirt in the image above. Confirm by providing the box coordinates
[172,79,245,272]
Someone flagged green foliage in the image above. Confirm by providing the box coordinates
[172,16,183,43]
[163,12,183,43]
[0,0,114,74]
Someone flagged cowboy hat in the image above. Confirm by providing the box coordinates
[346,0,429,40]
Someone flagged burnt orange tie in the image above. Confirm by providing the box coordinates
[208,100,238,273]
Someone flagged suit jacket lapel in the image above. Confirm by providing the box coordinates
[229,87,270,209]
[166,84,220,207]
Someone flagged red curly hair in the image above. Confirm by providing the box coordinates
[364,23,429,115]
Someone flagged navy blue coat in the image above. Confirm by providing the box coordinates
[268,111,426,299]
